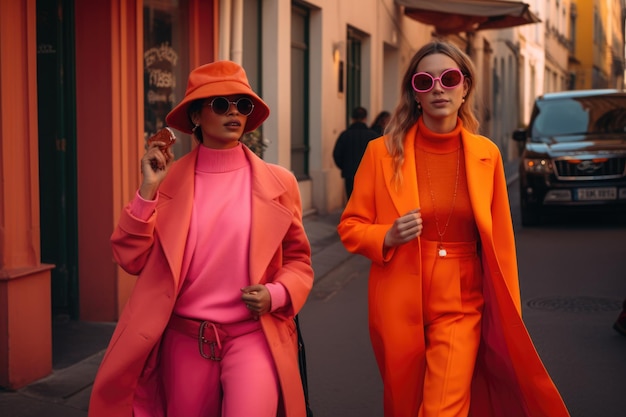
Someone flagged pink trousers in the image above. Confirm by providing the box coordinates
[419,240,484,417]
[160,318,279,417]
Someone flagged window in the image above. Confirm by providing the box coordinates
[346,27,363,127]
[290,4,310,179]
[569,3,577,54]
[143,0,191,157]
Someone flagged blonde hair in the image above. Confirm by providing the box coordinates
[385,41,479,186]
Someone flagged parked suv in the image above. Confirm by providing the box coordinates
[512,89,626,226]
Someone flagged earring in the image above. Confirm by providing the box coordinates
[462,97,466,103]
[192,123,200,132]
[417,102,422,111]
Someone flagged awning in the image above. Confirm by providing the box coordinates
[395,0,541,34]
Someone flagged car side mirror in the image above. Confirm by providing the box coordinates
[512,128,527,142]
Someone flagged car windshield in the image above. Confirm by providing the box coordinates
[530,95,626,141]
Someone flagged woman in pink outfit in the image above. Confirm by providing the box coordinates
[88,61,314,417]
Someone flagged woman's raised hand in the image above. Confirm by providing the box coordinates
[139,140,174,200]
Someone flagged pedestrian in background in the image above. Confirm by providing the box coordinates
[88,61,314,417]
[337,40,570,417]
[332,106,380,199]
[370,110,391,136]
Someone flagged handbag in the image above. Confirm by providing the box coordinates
[295,315,313,417]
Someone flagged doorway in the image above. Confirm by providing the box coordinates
[36,0,79,319]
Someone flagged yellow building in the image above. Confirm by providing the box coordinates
[569,0,625,89]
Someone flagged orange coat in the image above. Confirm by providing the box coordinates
[337,123,570,417]
[88,145,314,417]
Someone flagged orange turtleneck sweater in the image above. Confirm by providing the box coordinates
[415,118,478,244]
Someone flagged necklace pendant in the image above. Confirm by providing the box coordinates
[438,247,447,257]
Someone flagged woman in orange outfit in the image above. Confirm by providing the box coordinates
[337,40,570,417]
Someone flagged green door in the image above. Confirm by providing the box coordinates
[36,0,78,319]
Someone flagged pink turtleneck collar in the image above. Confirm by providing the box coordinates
[196,142,249,173]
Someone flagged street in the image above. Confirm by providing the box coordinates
[300,179,626,417]
[2,177,625,417]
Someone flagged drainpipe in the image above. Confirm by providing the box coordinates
[219,0,231,60]
[218,0,243,63]
[231,0,243,64]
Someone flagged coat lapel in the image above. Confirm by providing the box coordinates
[382,124,421,216]
[154,147,198,289]
[244,146,293,284]
[462,131,494,236]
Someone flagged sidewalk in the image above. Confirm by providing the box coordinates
[0,159,519,417]
[0,208,352,417]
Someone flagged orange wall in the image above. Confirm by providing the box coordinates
[1,0,216,389]
[0,0,54,389]
[0,268,52,389]
[0,0,40,270]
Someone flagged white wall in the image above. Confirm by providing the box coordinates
[281,0,430,213]
[256,0,543,214]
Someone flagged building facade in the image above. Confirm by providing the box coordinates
[1,0,568,389]
[516,0,547,129]
[569,0,626,89]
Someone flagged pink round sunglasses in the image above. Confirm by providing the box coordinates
[411,68,464,93]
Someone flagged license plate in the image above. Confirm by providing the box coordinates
[576,187,617,201]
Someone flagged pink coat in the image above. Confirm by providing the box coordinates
[88,145,314,417]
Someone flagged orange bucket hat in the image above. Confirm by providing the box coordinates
[165,61,270,134]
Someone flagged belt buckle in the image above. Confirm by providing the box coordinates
[198,321,222,361]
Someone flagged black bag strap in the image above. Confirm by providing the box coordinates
[295,315,313,417]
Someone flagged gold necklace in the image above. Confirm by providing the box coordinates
[424,146,460,257]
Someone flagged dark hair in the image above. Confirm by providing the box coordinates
[188,99,205,143]
[371,111,390,128]
[351,106,368,120]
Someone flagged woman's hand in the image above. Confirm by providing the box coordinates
[139,140,174,200]
[241,285,271,320]
[384,208,422,249]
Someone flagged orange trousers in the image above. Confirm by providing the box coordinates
[419,240,484,417]
[373,240,484,417]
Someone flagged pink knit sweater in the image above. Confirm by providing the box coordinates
[129,143,287,323]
